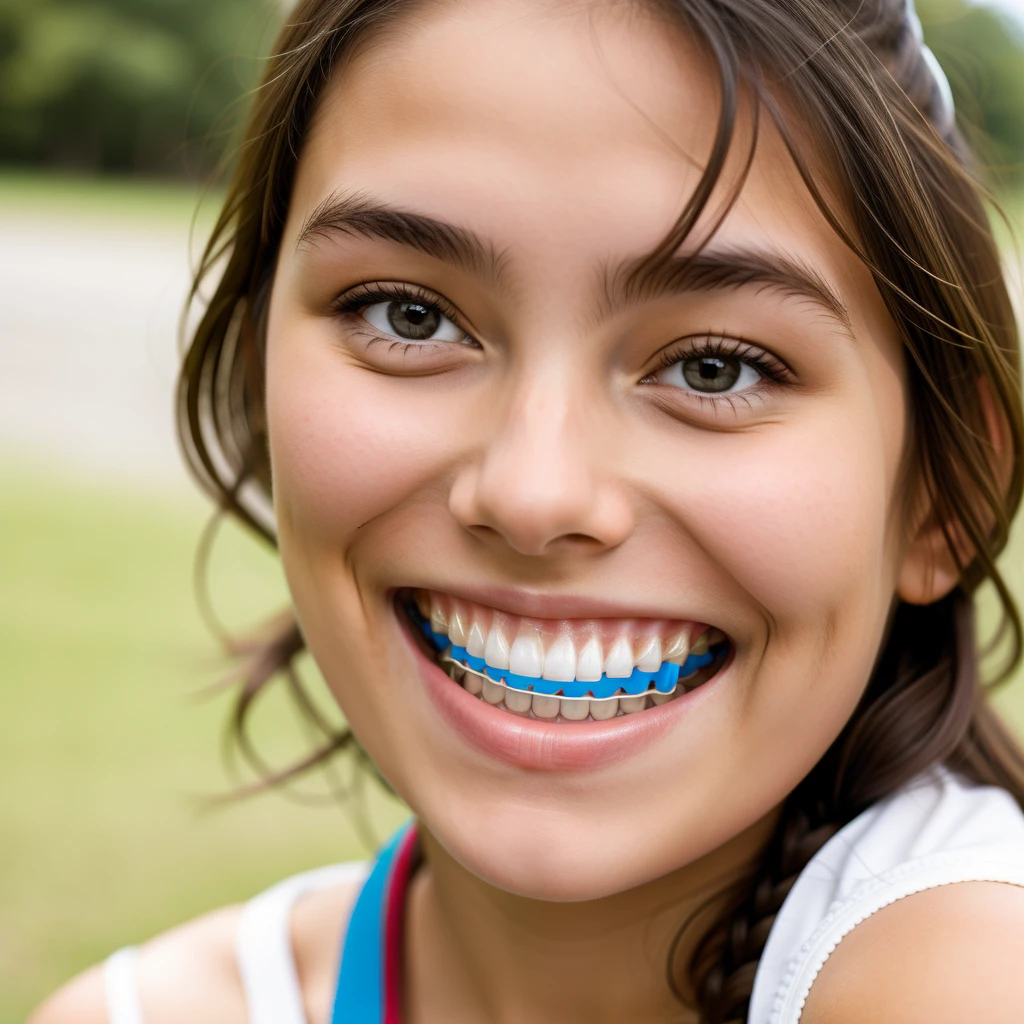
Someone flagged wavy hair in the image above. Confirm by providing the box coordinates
[178,1,1024,1019]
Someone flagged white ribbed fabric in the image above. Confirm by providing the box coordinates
[102,861,368,1024]
[235,861,369,1024]
[103,947,144,1024]
[748,767,1024,1024]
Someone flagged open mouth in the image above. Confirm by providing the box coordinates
[399,589,729,724]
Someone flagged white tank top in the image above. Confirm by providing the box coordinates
[104,767,1024,1024]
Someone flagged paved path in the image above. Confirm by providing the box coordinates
[0,207,205,493]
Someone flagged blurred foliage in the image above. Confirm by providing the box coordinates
[0,0,1022,180]
[0,0,280,177]
[920,0,1024,183]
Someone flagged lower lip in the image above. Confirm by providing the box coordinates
[400,607,718,772]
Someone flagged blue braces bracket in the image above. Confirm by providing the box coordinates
[416,616,716,700]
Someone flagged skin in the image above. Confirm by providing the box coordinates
[29,1,1024,1022]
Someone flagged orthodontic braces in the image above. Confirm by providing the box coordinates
[410,602,722,702]
[440,651,704,701]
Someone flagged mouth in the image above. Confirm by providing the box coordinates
[398,588,729,724]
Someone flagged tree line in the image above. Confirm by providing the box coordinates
[0,0,1022,182]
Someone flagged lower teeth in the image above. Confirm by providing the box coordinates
[443,659,703,720]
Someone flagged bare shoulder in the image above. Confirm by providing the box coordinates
[27,902,247,1024]
[28,867,366,1024]
[802,881,1024,1023]
[290,871,366,1024]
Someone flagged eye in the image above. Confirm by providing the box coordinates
[652,353,763,394]
[362,299,467,343]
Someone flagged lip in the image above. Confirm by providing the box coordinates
[397,598,723,771]
[409,582,712,627]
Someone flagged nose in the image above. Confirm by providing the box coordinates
[448,370,634,557]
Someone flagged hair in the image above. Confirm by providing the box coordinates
[179,0,1024,1020]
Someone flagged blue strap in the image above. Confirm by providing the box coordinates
[330,823,412,1024]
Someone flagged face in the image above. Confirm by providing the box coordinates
[265,0,909,900]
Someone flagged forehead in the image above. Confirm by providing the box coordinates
[286,0,860,294]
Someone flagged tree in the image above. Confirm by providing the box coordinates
[0,0,279,176]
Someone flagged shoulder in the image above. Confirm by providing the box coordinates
[802,881,1024,1023]
[27,871,366,1024]
[291,871,366,1024]
[27,902,247,1024]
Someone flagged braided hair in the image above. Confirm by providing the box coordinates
[648,2,1024,1020]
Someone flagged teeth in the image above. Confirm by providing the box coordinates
[663,632,689,664]
[532,693,560,718]
[416,591,431,618]
[510,633,544,677]
[576,637,603,682]
[706,627,726,646]
[690,632,709,656]
[604,636,634,678]
[635,636,662,673]
[484,624,510,670]
[430,605,448,634]
[589,697,618,720]
[448,609,468,646]
[482,677,505,705]
[543,636,577,682]
[559,697,589,720]
[467,621,487,658]
[504,687,533,713]
[451,667,687,718]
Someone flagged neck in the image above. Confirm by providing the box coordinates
[405,813,778,1024]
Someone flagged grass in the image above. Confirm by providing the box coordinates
[0,461,407,1024]
[0,169,223,233]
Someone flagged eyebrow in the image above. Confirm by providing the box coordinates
[600,246,853,334]
[295,190,510,285]
[296,192,852,333]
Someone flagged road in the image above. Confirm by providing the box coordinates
[0,206,203,493]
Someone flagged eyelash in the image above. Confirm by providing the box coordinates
[331,282,471,341]
[646,336,793,399]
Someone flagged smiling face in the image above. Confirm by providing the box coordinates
[264,0,912,900]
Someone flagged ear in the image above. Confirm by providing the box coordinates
[897,377,1012,606]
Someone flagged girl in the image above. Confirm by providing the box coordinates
[32,0,1024,1021]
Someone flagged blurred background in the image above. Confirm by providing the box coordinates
[1,0,1024,1020]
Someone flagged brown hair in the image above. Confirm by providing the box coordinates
[178,0,1024,1020]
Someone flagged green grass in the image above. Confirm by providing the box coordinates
[0,169,223,231]
[0,461,407,1024]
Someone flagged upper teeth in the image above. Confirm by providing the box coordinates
[416,591,720,683]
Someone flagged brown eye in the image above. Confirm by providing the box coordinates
[654,353,761,394]
[683,356,741,392]
[363,299,467,344]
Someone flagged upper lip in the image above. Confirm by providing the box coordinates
[398,582,711,625]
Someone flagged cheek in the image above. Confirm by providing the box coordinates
[704,427,887,613]
[265,323,443,547]
[678,399,904,629]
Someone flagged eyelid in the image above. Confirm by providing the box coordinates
[331,280,471,335]
[648,334,794,384]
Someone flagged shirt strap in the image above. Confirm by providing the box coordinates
[330,821,419,1024]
